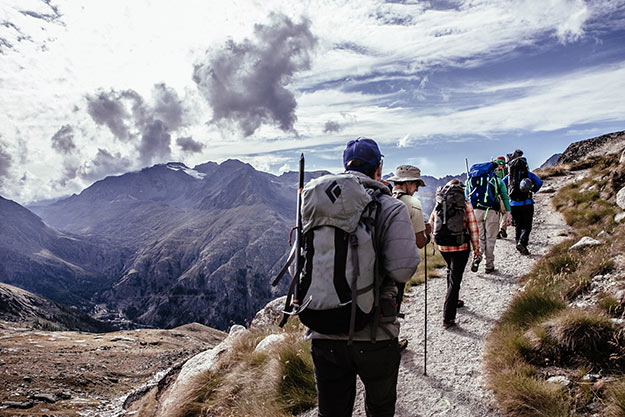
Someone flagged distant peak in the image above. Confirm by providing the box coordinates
[164,162,206,180]
[165,162,189,170]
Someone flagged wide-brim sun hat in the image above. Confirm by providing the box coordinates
[387,165,426,187]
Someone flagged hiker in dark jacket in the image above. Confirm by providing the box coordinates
[308,138,419,417]
[503,150,543,255]
[429,179,480,328]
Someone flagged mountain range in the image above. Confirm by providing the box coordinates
[13,160,326,330]
[3,131,623,331]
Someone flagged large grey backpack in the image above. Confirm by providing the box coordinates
[280,173,382,342]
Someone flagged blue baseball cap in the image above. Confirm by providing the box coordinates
[343,137,383,172]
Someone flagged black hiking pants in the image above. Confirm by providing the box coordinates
[511,204,534,247]
[311,338,400,417]
[441,249,470,323]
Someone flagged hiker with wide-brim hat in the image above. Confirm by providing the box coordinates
[387,165,431,248]
[388,165,432,349]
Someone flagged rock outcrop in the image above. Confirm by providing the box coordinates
[558,130,625,164]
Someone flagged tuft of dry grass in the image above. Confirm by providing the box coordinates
[547,309,619,368]
[534,164,571,180]
[605,379,625,417]
[175,321,316,417]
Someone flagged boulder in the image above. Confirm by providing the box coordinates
[569,236,602,251]
[228,324,247,336]
[615,212,625,223]
[547,375,571,386]
[157,343,228,417]
[617,187,625,209]
[2,400,34,409]
[597,230,609,239]
[157,325,249,417]
[250,296,287,330]
[611,167,625,192]
[620,149,625,164]
[31,393,58,403]
[254,333,288,354]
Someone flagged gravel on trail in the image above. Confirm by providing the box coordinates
[350,173,576,417]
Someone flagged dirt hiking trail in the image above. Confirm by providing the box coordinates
[357,172,575,417]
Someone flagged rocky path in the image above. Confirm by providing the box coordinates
[350,173,577,417]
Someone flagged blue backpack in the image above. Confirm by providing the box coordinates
[467,162,499,210]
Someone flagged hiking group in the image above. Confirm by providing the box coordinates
[274,138,542,417]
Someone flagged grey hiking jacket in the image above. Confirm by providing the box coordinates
[308,171,420,342]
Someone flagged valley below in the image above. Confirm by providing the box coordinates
[0,320,225,416]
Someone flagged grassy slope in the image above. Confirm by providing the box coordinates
[484,155,625,417]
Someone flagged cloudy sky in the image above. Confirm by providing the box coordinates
[1,0,624,204]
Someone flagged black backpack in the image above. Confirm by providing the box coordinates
[508,157,530,201]
[434,183,468,246]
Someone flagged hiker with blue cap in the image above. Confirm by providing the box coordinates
[306,137,419,417]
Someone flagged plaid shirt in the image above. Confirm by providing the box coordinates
[429,201,480,253]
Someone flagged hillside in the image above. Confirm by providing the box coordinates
[0,283,114,332]
[24,161,329,330]
[0,196,125,307]
[0,320,226,415]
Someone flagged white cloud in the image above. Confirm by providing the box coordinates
[0,0,624,203]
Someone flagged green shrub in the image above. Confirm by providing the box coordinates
[493,372,571,417]
[549,309,619,368]
[500,289,566,328]
[277,341,316,414]
[605,379,625,417]
[599,293,625,317]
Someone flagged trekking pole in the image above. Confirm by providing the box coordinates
[423,241,428,376]
[292,153,305,307]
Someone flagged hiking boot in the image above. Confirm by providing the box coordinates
[516,242,530,255]
[443,320,456,329]
[499,229,507,238]
[497,231,503,239]
[470,256,481,272]
[485,267,496,274]
[457,299,465,308]
[398,339,409,350]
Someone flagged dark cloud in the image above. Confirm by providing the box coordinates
[139,120,171,165]
[19,1,62,24]
[176,136,204,153]
[193,13,317,137]
[77,149,132,183]
[152,83,184,130]
[323,120,342,133]
[85,85,187,168]
[59,159,79,187]
[51,125,76,154]
[0,143,12,182]
[86,90,133,141]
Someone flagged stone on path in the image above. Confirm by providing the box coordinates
[617,187,625,209]
[569,236,602,251]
